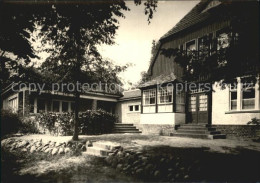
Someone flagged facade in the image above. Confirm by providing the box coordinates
[136,0,260,135]
[2,83,120,116]
[2,0,259,138]
[115,89,141,124]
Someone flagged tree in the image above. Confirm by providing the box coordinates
[0,3,39,88]
[36,0,158,140]
[0,0,158,140]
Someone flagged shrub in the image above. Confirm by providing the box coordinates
[36,112,74,136]
[19,117,40,134]
[79,109,117,135]
[247,118,260,125]
[1,109,22,137]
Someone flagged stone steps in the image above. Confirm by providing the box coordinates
[177,129,221,135]
[83,141,121,157]
[112,123,141,134]
[171,124,226,140]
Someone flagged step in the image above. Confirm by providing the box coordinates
[111,131,142,134]
[178,126,216,131]
[112,129,141,132]
[92,141,121,151]
[177,129,221,135]
[114,123,134,126]
[83,147,111,157]
[211,134,226,139]
[113,126,138,129]
[171,133,212,139]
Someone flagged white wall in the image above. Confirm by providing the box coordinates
[212,82,260,125]
[116,100,141,124]
[140,112,185,125]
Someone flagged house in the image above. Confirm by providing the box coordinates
[2,82,121,116]
[133,0,260,137]
[2,0,259,139]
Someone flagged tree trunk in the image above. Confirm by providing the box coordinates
[72,90,80,140]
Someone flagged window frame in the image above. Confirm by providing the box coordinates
[143,89,156,106]
[241,82,256,110]
[128,104,140,113]
[157,86,173,105]
[229,83,238,111]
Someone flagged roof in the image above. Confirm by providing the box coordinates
[138,73,177,88]
[160,0,220,41]
[119,89,141,100]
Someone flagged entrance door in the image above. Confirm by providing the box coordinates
[188,93,208,124]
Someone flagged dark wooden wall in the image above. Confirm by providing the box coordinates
[150,20,230,79]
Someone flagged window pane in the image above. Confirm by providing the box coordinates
[150,97,155,104]
[242,88,255,109]
[71,102,75,112]
[29,97,34,113]
[243,88,255,99]
[38,99,45,113]
[53,101,60,112]
[135,105,139,111]
[129,106,133,111]
[231,92,237,100]
[231,100,237,110]
[62,101,68,112]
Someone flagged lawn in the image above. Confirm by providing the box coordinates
[1,134,260,182]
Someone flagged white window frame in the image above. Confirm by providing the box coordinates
[241,82,256,110]
[229,83,238,111]
[157,86,173,104]
[228,77,259,112]
[176,89,185,112]
[143,89,156,106]
[128,104,140,113]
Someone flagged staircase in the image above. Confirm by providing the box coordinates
[171,124,226,139]
[112,123,141,134]
[82,141,121,157]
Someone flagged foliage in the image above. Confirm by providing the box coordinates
[19,117,40,134]
[247,118,260,126]
[36,113,74,136]
[1,109,22,137]
[79,109,117,135]
[1,0,158,140]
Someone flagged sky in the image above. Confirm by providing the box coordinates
[98,1,199,88]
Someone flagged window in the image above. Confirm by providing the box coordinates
[29,97,35,113]
[53,101,60,112]
[62,101,69,112]
[242,83,255,109]
[71,102,75,112]
[128,105,140,112]
[158,86,173,104]
[198,34,212,58]
[176,89,185,112]
[8,97,18,112]
[37,98,46,113]
[143,89,156,105]
[217,31,230,50]
[229,82,237,111]
[186,40,196,57]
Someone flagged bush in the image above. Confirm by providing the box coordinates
[79,109,116,135]
[247,118,260,125]
[19,117,40,134]
[36,112,74,136]
[1,109,22,137]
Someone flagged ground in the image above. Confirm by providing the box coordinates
[2,134,260,182]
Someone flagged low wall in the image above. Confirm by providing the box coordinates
[135,124,175,136]
[212,125,260,140]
